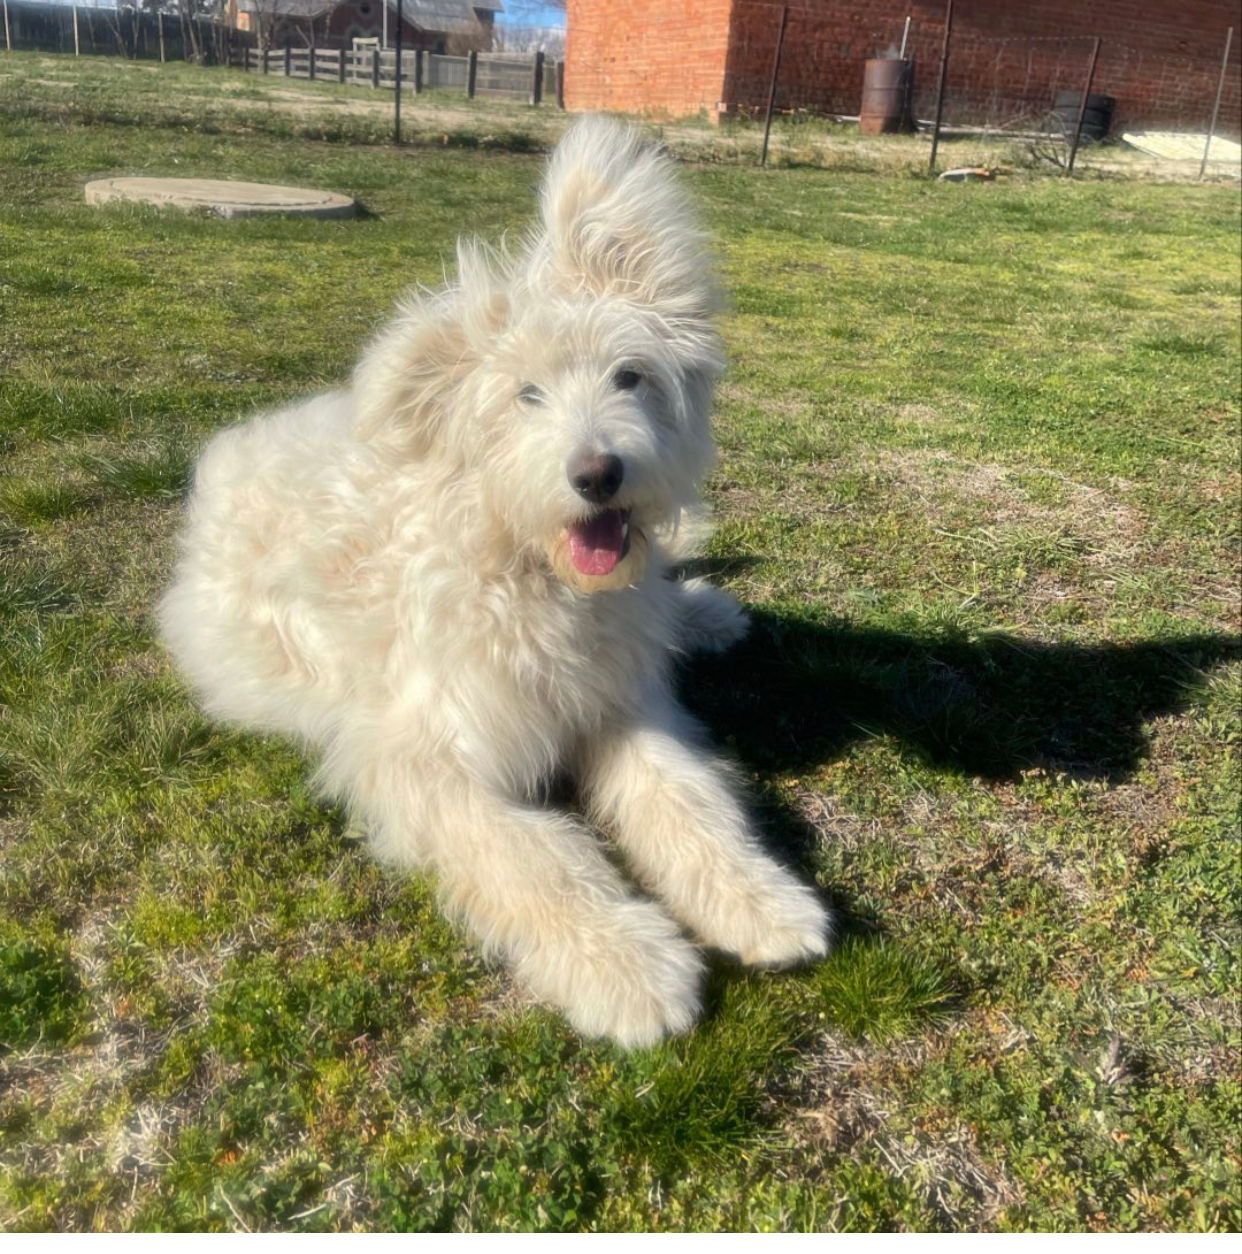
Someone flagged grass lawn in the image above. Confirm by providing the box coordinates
[0,52,1239,1232]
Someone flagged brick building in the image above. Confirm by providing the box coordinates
[565,1,1241,135]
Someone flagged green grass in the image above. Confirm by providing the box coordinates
[0,52,1239,1233]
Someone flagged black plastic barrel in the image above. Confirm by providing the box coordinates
[1051,89,1115,142]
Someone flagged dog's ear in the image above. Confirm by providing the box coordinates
[353,244,509,453]
[531,117,719,322]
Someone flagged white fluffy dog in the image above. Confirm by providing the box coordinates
[160,118,830,1047]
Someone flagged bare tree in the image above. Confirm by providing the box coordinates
[97,3,136,58]
[241,0,329,52]
[244,0,287,51]
[134,0,218,63]
[493,0,565,57]
[172,0,206,62]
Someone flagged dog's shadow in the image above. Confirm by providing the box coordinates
[677,595,1240,901]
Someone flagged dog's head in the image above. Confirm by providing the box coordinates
[354,118,724,594]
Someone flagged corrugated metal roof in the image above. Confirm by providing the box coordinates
[236,0,333,16]
[383,0,506,35]
[237,0,503,26]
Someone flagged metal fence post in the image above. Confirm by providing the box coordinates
[928,0,955,175]
[414,48,424,93]
[760,7,789,168]
[555,58,565,109]
[394,0,403,143]
[466,49,477,98]
[1066,37,1102,175]
[338,46,345,84]
[1200,26,1235,180]
[284,41,291,77]
[531,49,544,105]
[371,46,380,88]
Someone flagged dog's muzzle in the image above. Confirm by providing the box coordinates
[547,508,648,593]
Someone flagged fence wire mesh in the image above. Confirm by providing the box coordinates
[727,3,1240,174]
[4,1,1238,174]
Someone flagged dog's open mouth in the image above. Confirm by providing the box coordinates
[548,509,646,594]
[568,508,631,577]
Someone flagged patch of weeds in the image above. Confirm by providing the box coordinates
[806,936,956,1044]
[127,893,209,952]
[917,1043,1242,1231]
[996,524,1091,575]
[0,617,196,812]
[0,478,91,526]
[0,920,90,1050]
[0,380,130,441]
[96,675,221,790]
[207,945,417,1075]
[80,445,192,500]
[1139,333,1223,358]
[604,974,805,1175]
[0,542,80,619]
[381,1017,603,1231]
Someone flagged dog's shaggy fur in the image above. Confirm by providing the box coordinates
[160,119,830,1046]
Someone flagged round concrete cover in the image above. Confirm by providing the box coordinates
[84,177,356,219]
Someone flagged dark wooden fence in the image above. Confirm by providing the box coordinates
[242,43,559,105]
[2,2,254,65]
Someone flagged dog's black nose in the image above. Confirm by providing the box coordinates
[568,451,624,504]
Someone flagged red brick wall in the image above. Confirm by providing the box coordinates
[565,0,735,117]
[725,1,1240,134]
[567,0,1241,134]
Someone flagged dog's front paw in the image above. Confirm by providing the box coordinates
[516,903,705,1049]
[734,881,832,969]
[697,866,832,969]
[676,577,750,654]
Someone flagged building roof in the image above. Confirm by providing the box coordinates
[379,0,506,34]
[235,0,332,15]
[236,0,503,26]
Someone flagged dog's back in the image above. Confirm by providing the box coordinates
[159,389,370,741]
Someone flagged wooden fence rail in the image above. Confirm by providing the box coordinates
[242,44,559,105]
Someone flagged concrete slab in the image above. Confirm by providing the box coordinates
[84,177,357,219]
[1120,131,1242,173]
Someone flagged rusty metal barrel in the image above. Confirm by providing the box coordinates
[860,57,916,135]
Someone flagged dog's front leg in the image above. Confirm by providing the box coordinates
[581,691,831,967]
[409,779,705,1048]
[671,576,750,654]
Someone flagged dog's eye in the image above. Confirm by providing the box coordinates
[517,383,545,407]
[613,369,643,392]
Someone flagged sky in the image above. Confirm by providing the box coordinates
[496,2,567,32]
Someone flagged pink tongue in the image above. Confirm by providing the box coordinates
[569,511,625,576]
